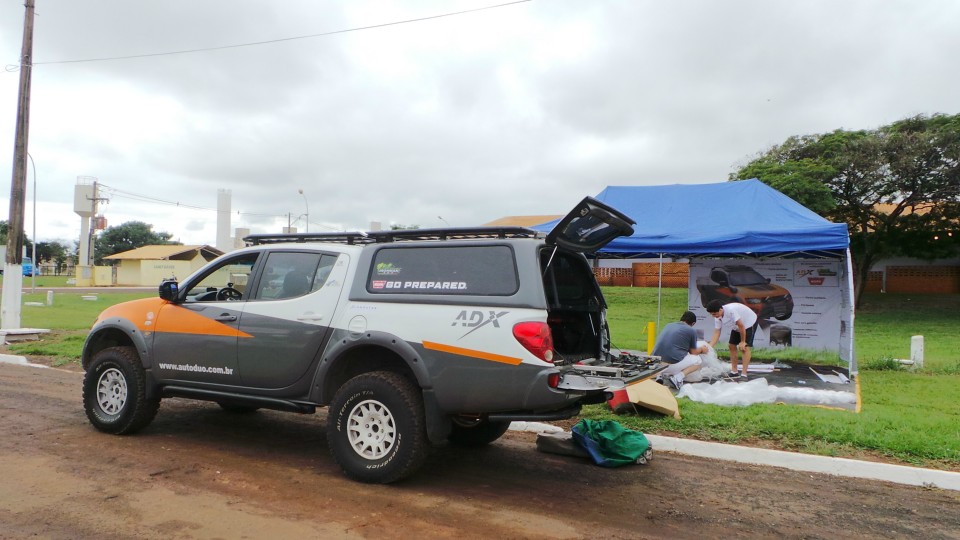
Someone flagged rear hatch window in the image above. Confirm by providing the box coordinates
[367,245,519,296]
[546,196,635,254]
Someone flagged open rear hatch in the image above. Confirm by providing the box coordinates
[542,197,667,394]
[545,196,635,254]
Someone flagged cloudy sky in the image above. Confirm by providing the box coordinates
[1,0,958,247]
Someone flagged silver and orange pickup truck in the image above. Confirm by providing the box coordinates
[81,197,660,483]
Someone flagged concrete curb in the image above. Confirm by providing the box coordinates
[515,422,959,492]
[0,353,47,368]
[646,434,960,491]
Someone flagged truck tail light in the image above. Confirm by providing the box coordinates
[513,322,555,363]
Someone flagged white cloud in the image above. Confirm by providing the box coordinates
[1,0,958,246]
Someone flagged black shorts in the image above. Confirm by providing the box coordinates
[729,325,756,347]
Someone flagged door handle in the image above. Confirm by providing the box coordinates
[297,314,324,321]
[215,314,237,322]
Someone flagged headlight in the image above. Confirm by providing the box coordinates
[746,298,761,304]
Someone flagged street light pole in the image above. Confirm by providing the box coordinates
[298,189,309,233]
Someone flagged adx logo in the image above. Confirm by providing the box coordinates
[452,310,508,338]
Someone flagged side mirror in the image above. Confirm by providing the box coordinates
[159,279,179,302]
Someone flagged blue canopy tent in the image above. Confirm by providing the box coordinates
[535,180,856,371]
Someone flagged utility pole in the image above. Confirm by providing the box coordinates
[2,0,36,330]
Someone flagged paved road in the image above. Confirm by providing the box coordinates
[2,362,959,539]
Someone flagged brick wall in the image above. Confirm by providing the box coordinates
[595,262,960,293]
[885,266,960,294]
[632,262,688,288]
[862,271,883,293]
[592,263,690,288]
[592,267,634,286]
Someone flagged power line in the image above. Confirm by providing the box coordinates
[99,184,341,231]
[29,1,531,66]
[102,184,282,218]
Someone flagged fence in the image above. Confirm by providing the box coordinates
[594,263,960,294]
[593,263,689,288]
[885,266,960,294]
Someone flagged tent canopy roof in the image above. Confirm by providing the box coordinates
[536,180,849,258]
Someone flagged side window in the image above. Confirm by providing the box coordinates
[184,253,259,302]
[312,254,338,291]
[255,252,327,300]
[367,245,518,295]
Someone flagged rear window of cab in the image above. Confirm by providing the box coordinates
[367,245,519,296]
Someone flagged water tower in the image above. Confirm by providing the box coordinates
[74,177,98,284]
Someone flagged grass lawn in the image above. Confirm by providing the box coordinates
[10,291,153,366]
[3,287,958,470]
[599,287,960,470]
[0,274,75,288]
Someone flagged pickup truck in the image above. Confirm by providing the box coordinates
[80,197,664,484]
[697,264,793,320]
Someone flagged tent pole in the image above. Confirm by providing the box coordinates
[656,253,663,335]
[845,248,857,374]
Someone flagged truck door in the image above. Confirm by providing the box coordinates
[152,252,260,385]
[236,251,347,389]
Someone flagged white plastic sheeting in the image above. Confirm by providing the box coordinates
[677,377,856,407]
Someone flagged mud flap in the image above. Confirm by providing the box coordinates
[422,388,451,444]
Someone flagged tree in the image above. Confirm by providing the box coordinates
[0,220,34,254]
[94,221,178,264]
[731,113,960,306]
[35,240,68,269]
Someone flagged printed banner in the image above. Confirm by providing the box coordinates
[687,259,843,353]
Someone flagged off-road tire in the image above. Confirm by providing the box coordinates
[448,418,511,447]
[327,371,429,484]
[83,346,160,434]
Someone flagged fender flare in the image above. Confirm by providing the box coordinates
[309,330,432,404]
[82,318,153,371]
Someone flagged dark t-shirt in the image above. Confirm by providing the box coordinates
[651,321,698,364]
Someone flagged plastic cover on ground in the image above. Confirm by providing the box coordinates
[677,378,856,407]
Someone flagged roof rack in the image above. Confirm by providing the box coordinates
[244,227,543,246]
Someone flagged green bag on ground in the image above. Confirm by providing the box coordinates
[571,419,651,467]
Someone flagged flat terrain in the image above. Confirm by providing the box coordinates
[2,362,959,539]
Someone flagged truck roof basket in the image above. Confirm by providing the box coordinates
[244,227,543,246]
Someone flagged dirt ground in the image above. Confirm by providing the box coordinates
[2,361,959,540]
